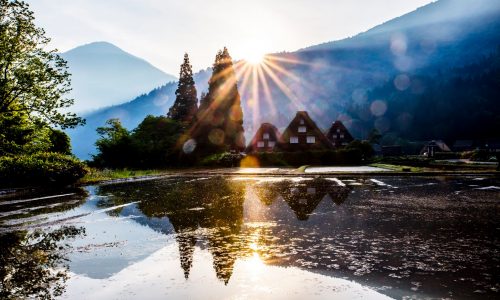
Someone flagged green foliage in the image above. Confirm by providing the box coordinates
[0,0,84,129]
[93,116,182,168]
[200,152,243,167]
[131,115,182,167]
[367,128,382,144]
[167,53,198,124]
[345,140,374,160]
[93,119,132,168]
[247,147,371,167]
[193,47,245,154]
[468,149,497,162]
[0,152,88,188]
[48,128,71,154]
[80,168,165,185]
[0,110,50,155]
[0,226,85,300]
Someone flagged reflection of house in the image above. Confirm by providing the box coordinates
[420,140,451,157]
[245,123,282,153]
[280,111,332,152]
[326,120,354,148]
[254,179,351,220]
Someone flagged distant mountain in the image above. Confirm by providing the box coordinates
[68,0,500,159]
[61,41,176,113]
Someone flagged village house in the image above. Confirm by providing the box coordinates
[280,111,332,152]
[245,111,359,153]
[245,123,282,153]
[325,120,354,148]
[420,140,451,157]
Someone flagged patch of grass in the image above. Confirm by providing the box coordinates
[370,163,423,172]
[295,165,310,173]
[79,168,167,185]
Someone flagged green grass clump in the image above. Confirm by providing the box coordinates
[80,168,166,184]
[370,163,423,172]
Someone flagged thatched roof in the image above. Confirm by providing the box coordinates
[280,111,332,151]
[245,123,282,153]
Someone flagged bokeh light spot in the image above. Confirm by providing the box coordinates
[394,74,411,91]
[240,155,260,168]
[208,128,225,145]
[182,139,197,154]
[370,100,387,117]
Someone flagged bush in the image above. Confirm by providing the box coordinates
[200,152,243,167]
[0,152,88,188]
[469,149,493,162]
[247,148,368,167]
[432,152,460,160]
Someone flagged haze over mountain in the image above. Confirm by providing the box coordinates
[61,41,177,112]
[68,0,500,159]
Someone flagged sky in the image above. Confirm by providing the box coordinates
[26,0,434,75]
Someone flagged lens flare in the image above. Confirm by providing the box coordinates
[245,52,266,65]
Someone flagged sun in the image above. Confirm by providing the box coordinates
[244,51,266,65]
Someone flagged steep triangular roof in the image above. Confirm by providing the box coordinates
[280,111,332,151]
[245,123,282,153]
[326,120,353,140]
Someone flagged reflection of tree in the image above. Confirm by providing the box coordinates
[254,179,351,220]
[0,189,87,224]
[97,177,350,284]
[0,226,84,300]
[136,177,246,284]
[177,233,196,279]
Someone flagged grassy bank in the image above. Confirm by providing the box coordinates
[79,168,168,185]
[369,163,424,172]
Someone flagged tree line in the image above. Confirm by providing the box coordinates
[0,0,87,187]
[92,48,246,168]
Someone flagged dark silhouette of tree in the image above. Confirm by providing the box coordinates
[93,119,132,168]
[193,47,245,154]
[48,129,72,154]
[131,115,182,167]
[367,128,382,145]
[92,116,182,168]
[167,53,198,125]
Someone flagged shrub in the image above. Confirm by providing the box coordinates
[200,152,243,167]
[246,148,368,167]
[0,152,88,188]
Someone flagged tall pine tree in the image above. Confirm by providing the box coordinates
[167,53,198,124]
[193,47,245,153]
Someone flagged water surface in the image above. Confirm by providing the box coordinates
[0,175,498,299]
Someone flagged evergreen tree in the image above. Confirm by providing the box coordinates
[194,47,245,153]
[167,53,198,124]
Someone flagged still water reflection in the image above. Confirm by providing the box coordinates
[0,176,498,299]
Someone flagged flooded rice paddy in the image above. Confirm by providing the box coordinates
[0,175,498,299]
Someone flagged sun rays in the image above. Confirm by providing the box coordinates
[234,53,310,134]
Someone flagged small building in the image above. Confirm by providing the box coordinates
[245,123,282,153]
[420,140,451,157]
[280,111,332,152]
[325,120,354,148]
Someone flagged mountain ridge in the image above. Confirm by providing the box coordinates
[67,0,500,159]
[61,41,177,113]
